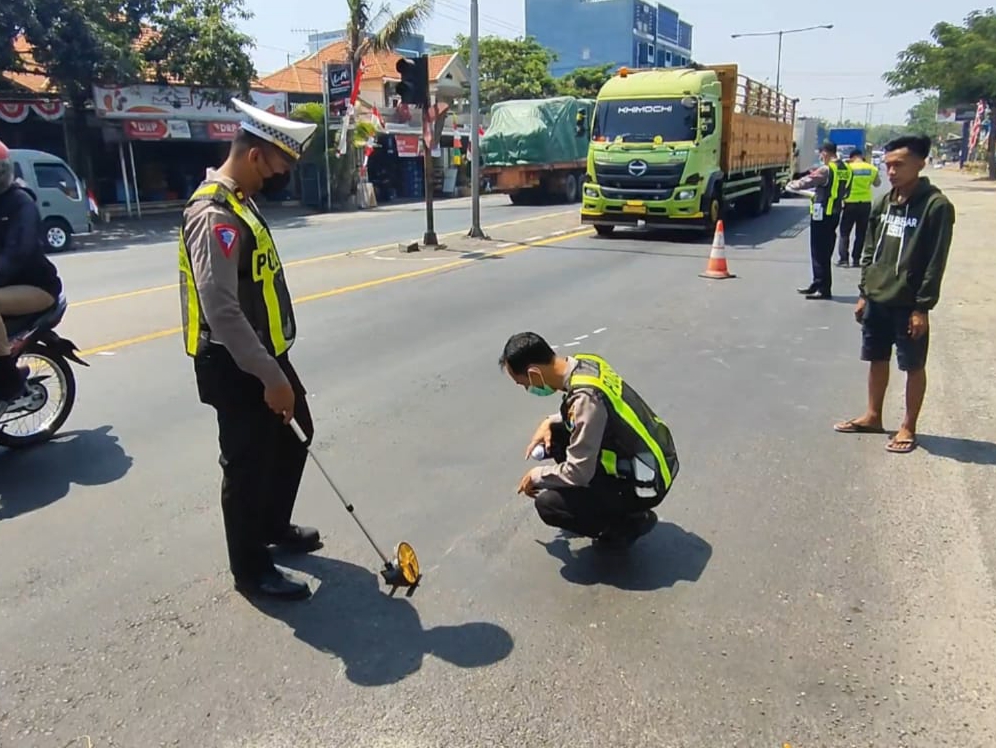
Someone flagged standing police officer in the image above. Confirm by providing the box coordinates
[179,99,320,601]
[787,141,852,300]
[837,148,881,267]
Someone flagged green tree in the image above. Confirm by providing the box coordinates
[556,64,613,99]
[141,0,256,102]
[11,0,257,178]
[884,9,996,176]
[0,0,33,83]
[22,0,156,178]
[346,0,433,69]
[454,35,557,108]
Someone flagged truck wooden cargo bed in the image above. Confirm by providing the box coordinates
[708,64,795,176]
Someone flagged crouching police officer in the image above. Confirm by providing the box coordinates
[178,98,321,601]
[501,332,679,546]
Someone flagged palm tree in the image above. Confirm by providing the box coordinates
[346,0,434,70]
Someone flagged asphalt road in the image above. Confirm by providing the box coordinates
[1,184,994,748]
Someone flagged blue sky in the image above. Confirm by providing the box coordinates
[240,0,982,125]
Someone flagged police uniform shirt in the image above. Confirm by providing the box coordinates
[182,171,288,391]
[529,357,609,490]
[787,164,831,194]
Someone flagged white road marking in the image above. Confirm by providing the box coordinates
[592,327,607,334]
[564,341,580,347]
[551,229,568,235]
[574,334,589,341]
[523,236,543,242]
[496,242,514,248]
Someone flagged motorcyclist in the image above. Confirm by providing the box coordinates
[0,139,64,402]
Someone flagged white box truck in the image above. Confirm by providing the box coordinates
[792,116,821,179]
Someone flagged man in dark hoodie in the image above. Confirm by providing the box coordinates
[0,140,63,406]
[833,134,955,453]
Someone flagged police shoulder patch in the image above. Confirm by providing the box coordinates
[212,223,240,258]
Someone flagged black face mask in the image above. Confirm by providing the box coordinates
[259,170,291,199]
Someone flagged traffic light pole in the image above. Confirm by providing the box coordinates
[422,91,438,246]
[467,0,486,238]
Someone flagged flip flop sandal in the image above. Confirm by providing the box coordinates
[886,437,918,454]
[834,419,886,434]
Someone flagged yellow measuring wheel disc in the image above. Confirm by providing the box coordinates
[395,541,420,585]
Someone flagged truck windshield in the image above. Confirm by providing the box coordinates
[592,98,698,143]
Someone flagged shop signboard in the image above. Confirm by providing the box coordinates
[326,63,354,102]
[395,134,422,158]
[93,84,288,121]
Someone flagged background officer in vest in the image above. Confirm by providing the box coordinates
[178,99,320,601]
[786,141,852,300]
[837,149,881,267]
[500,332,679,547]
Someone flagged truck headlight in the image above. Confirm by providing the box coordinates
[676,189,696,201]
[583,186,599,198]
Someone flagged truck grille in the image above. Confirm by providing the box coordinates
[594,161,684,201]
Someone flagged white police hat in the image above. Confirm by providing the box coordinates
[231,98,317,161]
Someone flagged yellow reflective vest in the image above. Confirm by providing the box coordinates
[811,158,852,218]
[846,160,878,203]
[178,181,296,358]
[563,354,679,498]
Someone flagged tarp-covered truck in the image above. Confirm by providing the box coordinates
[480,96,594,204]
[581,64,796,236]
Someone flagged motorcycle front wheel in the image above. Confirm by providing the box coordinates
[0,344,76,449]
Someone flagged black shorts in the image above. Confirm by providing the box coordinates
[860,299,928,371]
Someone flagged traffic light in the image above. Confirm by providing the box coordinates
[395,55,429,107]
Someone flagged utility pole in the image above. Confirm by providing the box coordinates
[467,0,486,238]
[731,24,833,94]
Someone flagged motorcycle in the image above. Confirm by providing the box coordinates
[0,294,88,449]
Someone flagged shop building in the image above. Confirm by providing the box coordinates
[260,40,473,204]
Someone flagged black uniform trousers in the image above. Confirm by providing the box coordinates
[533,424,661,539]
[193,343,315,581]
[809,214,841,295]
[838,202,872,265]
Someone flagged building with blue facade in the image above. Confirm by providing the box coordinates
[525,0,693,78]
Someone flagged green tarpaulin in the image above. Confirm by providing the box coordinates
[481,96,594,166]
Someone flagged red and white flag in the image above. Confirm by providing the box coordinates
[338,60,367,156]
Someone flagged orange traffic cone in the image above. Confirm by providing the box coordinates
[699,220,736,279]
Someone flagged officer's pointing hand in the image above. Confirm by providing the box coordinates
[265,380,296,424]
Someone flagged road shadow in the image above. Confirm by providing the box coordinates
[245,554,515,687]
[917,434,996,465]
[0,426,133,520]
[536,521,712,591]
[829,294,861,305]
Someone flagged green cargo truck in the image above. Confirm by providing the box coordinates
[481,96,594,204]
[580,64,796,236]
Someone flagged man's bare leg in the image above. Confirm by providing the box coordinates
[0,285,55,397]
[890,368,926,450]
[834,361,890,432]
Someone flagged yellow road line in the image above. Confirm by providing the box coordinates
[77,227,594,356]
[70,209,577,308]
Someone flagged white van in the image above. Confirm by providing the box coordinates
[8,149,92,252]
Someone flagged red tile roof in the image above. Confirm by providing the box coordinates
[259,40,458,95]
